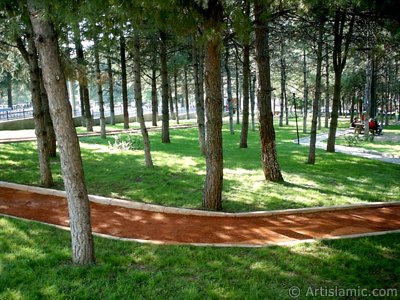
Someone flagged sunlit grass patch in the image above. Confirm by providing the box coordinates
[1,121,399,212]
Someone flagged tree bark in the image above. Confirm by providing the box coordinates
[279,38,287,127]
[327,11,355,152]
[173,70,180,124]
[240,41,250,148]
[303,47,308,133]
[254,0,284,182]
[28,0,95,264]
[308,20,324,164]
[73,24,93,132]
[107,56,115,125]
[202,1,224,210]
[324,43,330,128]
[39,70,56,157]
[6,72,12,108]
[120,33,129,129]
[26,27,53,187]
[151,48,158,126]
[224,45,234,134]
[94,36,106,139]
[184,66,190,120]
[133,33,154,167]
[250,74,256,131]
[192,36,206,154]
[160,30,170,143]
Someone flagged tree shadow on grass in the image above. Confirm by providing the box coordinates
[1,216,399,299]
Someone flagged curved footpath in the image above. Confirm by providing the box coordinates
[297,130,400,164]
[1,182,400,247]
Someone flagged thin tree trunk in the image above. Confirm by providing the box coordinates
[6,72,12,108]
[133,33,153,167]
[74,25,92,132]
[250,74,256,131]
[192,35,206,154]
[203,1,224,210]
[107,56,115,125]
[94,36,106,139]
[39,70,56,157]
[254,0,284,182]
[26,27,53,187]
[279,38,286,127]
[325,43,330,128]
[174,70,180,124]
[120,33,129,129]
[184,66,190,120]
[224,45,234,134]
[151,62,158,126]
[151,46,158,127]
[240,40,250,148]
[160,30,170,143]
[169,77,175,120]
[235,50,240,125]
[327,11,355,152]
[303,47,308,133]
[29,0,95,264]
[308,20,324,164]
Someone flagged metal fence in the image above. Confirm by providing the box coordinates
[0,109,34,121]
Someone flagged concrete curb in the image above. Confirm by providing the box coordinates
[2,213,400,248]
[1,180,400,218]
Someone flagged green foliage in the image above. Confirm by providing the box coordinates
[343,132,374,146]
[108,134,144,151]
[1,216,400,299]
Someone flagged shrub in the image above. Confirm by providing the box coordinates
[109,134,143,151]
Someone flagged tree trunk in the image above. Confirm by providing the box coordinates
[107,56,115,125]
[240,41,250,148]
[160,30,170,143]
[28,0,95,264]
[94,36,106,139]
[202,1,224,210]
[168,77,175,120]
[235,50,240,125]
[120,33,129,129]
[308,21,324,165]
[173,70,180,124]
[224,45,234,134]
[6,72,12,108]
[327,11,355,152]
[133,33,154,167]
[26,27,53,187]
[39,70,57,157]
[324,43,330,128]
[73,25,92,132]
[250,74,256,131]
[303,47,308,133]
[279,38,287,127]
[151,48,158,126]
[254,0,284,182]
[192,36,206,154]
[184,66,190,120]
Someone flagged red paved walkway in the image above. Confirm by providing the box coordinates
[1,187,400,246]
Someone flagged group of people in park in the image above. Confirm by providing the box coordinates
[351,117,383,135]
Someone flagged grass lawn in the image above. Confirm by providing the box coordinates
[1,216,399,299]
[0,120,399,212]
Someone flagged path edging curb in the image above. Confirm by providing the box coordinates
[2,180,400,218]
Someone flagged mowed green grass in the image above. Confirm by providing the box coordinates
[0,121,399,212]
[1,216,399,299]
